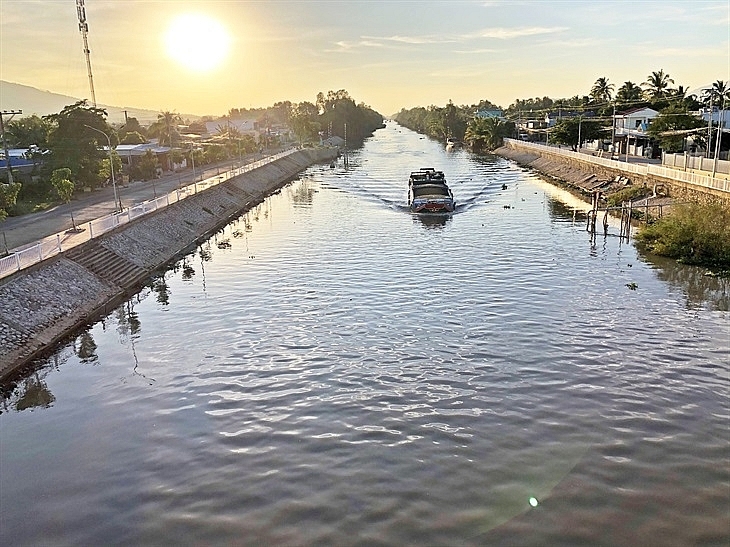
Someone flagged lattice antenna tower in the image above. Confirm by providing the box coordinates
[76,0,97,107]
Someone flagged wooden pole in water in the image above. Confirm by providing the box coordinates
[603,207,609,235]
[591,191,599,236]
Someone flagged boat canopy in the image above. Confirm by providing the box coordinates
[412,184,451,198]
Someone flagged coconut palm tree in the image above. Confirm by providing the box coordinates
[590,77,614,103]
[643,70,674,100]
[702,80,729,107]
[616,81,643,104]
[464,116,511,152]
[148,111,182,147]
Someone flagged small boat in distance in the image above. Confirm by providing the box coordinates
[408,168,455,214]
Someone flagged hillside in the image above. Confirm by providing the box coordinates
[0,81,200,124]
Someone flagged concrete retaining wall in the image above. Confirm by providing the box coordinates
[0,148,336,381]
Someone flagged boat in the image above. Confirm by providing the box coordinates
[408,168,455,214]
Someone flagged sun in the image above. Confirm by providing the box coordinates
[164,13,231,72]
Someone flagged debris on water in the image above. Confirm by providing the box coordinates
[501,184,508,190]
[626,282,638,290]
[503,205,511,209]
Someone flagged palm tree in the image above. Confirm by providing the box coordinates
[616,81,643,104]
[643,70,674,100]
[590,77,614,103]
[702,80,729,107]
[464,116,510,152]
[148,111,182,147]
[671,85,688,100]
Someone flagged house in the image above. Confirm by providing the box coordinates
[544,110,596,127]
[0,147,46,182]
[614,107,658,134]
[698,106,729,129]
[613,107,659,157]
[115,142,175,173]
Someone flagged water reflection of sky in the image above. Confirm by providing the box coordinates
[1,123,728,546]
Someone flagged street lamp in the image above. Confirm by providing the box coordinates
[84,124,120,211]
[188,142,197,181]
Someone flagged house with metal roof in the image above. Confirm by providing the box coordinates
[0,147,47,182]
[114,142,176,173]
[475,109,504,119]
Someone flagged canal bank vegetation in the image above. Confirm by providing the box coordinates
[394,70,729,157]
[636,202,730,272]
[1,90,383,224]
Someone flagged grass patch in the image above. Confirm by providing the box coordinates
[635,202,730,270]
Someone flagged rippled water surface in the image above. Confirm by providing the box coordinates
[2,123,729,546]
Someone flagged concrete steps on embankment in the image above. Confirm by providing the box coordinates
[0,147,337,381]
[65,241,149,289]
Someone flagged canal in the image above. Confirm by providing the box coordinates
[1,123,728,546]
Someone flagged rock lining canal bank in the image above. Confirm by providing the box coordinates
[494,140,728,206]
[0,148,337,382]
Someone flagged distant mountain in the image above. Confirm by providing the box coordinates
[0,81,200,124]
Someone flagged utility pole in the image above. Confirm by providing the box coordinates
[611,103,617,159]
[76,0,97,107]
[0,110,23,185]
[706,95,714,159]
[712,98,726,177]
[577,116,582,152]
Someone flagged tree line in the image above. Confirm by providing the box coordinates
[395,70,729,154]
[0,90,384,222]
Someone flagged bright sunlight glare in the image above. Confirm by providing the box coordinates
[164,14,231,72]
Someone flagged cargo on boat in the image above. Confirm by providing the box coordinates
[408,168,455,213]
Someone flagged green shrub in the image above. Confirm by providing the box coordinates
[8,199,56,216]
[606,185,651,207]
[636,202,730,269]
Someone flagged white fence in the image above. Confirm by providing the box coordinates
[504,139,730,194]
[663,152,730,176]
[0,149,296,280]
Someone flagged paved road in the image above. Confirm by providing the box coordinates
[1,152,273,254]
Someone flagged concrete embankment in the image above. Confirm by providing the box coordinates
[0,147,336,381]
[494,142,641,199]
[494,140,727,204]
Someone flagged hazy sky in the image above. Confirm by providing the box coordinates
[1,0,728,117]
